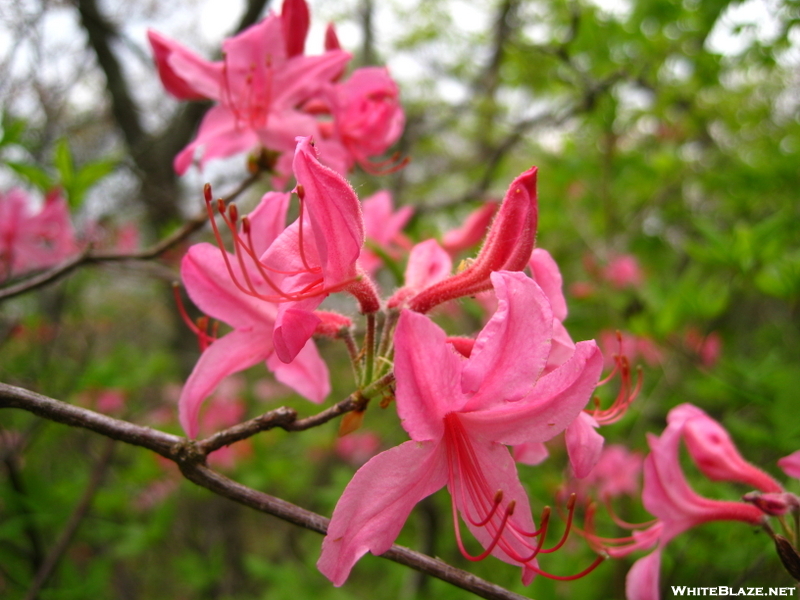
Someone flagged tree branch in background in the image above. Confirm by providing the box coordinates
[23,438,115,600]
[0,172,261,302]
[0,382,533,600]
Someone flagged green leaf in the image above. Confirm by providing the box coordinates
[5,160,53,191]
[53,137,75,185]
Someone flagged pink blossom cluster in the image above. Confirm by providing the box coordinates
[171,127,629,585]
[148,0,404,182]
[0,188,77,281]
[590,404,799,600]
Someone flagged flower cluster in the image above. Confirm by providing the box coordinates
[148,0,403,182]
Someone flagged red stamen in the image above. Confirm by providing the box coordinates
[295,186,314,272]
[538,493,577,553]
[524,555,606,581]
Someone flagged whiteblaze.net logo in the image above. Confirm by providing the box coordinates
[671,587,797,597]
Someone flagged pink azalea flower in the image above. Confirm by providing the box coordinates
[441,201,499,256]
[683,328,722,369]
[778,450,800,480]
[599,330,662,371]
[313,67,405,174]
[593,405,769,600]
[198,377,253,469]
[674,404,782,493]
[602,254,644,289]
[254,137,379,362]
[1,188,78,281]
[178,188,330,438]
[148,0,350,174]
[358,190,413,275]
[318,271,603,586]
[578,444,644,501]
[335,432,382,467]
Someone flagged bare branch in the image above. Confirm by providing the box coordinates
[0,383,182,459]
[0,381,534,600]
[74,0,144,149]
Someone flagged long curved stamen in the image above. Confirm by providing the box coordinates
[524,555,606,581]
[452,495,517,562]
[295,186,314,272]
[172,283,217,351]
[538,493,577,553]
[589,354,642,425]
[603,496,657,530]
[204,185,342,304]
[357,152,410,176]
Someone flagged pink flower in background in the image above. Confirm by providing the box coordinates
[602,254,643,289]
[387,239,453,308]
[83,219,140,253]
[592,405,774,600]
[313,67,405,174]
[778,451,800,480]
[565,444,644,503]
[318,271,603,585]
[335,432,381,467]
[441,201,499,256]
[358,190,413,275]
[684,328,722,369]
[148,0,350,174]
[675,404,782,492]
[1,188,78,281]
[599,330,662,371]
[178,187,330,438]
[198,377,253,469]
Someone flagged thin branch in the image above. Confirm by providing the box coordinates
[24,438,115,600]
[0,172,260,302]
[0,382,533,600]
[0,383,182,459]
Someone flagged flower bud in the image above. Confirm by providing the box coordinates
[408,167,537,313]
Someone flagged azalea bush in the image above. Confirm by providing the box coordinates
[1,0,799,599]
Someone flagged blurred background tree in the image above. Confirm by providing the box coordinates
[1,0,798,598]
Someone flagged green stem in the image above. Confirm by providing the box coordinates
[340,328,363,384]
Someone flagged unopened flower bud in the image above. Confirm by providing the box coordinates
[408,167,538,313]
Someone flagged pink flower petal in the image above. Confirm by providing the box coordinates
[268,337,329,403]
[147,29,221,100]
[529,248,568,321]
[394,310,468,441]
[273,306,321,363]
[452,435,538,572]
[318,440,448,586]
[626,548,663,600]
[778,450,800,480]
[181,243,275,328]
[246,192,291,257]
[462,271,553,408]
[179,328,273,438]
[513,442,550,466]
[566,412,604,479]
[460,340,603,446]
[293,137,364,285]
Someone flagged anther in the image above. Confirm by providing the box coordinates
[216,198,226,215]
[296,184,305,200]
[228,203,239,224]
[203,183,213,203]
